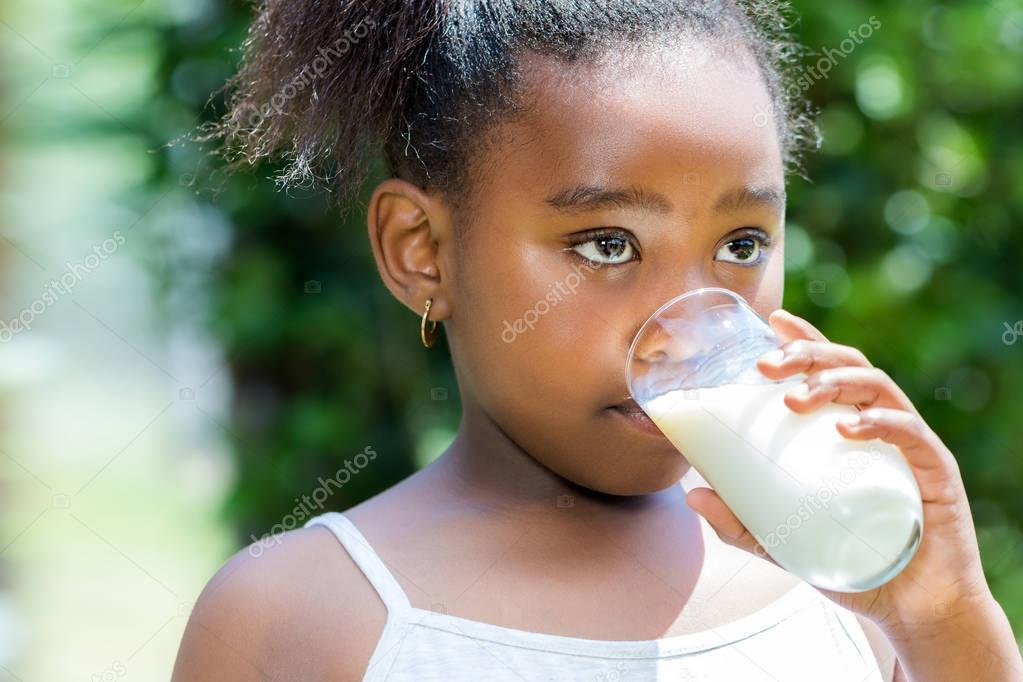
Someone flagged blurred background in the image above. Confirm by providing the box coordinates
[1,0,1021,678]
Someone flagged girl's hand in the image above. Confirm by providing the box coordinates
[685,308,994,640]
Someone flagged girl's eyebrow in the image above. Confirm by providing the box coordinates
[543,183,786,215]
[544,184,673,215]
[714,184,787,212]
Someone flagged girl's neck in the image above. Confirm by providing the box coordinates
[426,397,689,524]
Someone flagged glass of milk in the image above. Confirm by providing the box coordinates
[626,287,923,592]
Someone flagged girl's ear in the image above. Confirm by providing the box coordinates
[366,178,454,322]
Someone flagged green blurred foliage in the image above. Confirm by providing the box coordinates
[785,1,1023,627]
[130,0,1021,630]
[139,2,461,541]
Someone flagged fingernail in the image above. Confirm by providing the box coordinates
[760,349,785,364]
[838,414,861,427]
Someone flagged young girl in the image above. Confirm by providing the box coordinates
[173,1,1021,680]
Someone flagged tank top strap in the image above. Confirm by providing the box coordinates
[305,511,413,614]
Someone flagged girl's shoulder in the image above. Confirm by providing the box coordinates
[173,472,433,680]
[172,519,385,681]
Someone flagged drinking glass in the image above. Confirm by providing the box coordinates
[626,287,923,592]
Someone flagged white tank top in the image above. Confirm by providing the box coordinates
[305,511,884,681]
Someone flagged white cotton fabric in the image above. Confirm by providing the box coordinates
[305,511,884,681]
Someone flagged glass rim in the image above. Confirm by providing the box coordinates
[625,286,752,403]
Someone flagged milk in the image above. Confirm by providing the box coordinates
[646,380,923,592]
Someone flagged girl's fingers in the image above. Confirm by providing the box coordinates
[757,339,873,381]
[759,309,861,382]
[782,366,921,417]
[767,309,830,344]
[836,407,962,502]
[686,487,779,568]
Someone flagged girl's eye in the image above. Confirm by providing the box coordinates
[714,230,772,266]
[569,231,638,265]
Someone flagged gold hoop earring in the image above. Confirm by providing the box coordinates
[420,298,440,348]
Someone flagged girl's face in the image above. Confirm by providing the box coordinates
[447,41,787,495]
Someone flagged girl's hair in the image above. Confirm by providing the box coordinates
[205,0,818,216]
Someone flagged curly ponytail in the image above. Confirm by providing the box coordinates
[205,0,818,213]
